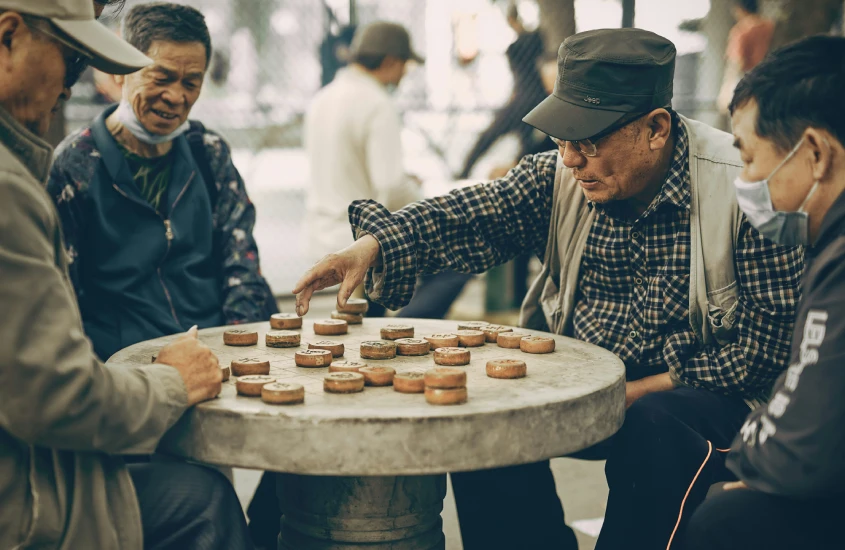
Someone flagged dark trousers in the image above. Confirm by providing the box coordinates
[367,271,472,319]
[450,387,751,550]
[682,487,845,550]
[129,462,253,550]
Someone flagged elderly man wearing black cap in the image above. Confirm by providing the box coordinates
[294,29,803,549]
[0,1,252,549]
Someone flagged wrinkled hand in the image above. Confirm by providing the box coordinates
[293,235,382,316]
[156,326,222,406]
[723,480,748,491]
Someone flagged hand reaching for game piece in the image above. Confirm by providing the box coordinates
[293,234,382,316]
[155,326,222,406]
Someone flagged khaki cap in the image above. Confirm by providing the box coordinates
[0,0,151,74]
[350,21,424,64]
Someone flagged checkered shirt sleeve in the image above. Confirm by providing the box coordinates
[348,152,558,310]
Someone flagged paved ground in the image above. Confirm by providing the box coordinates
[232,292,609,549]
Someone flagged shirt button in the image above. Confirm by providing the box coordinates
[629,330,639,339]
[634,277,644,286]
[631,231,641,239]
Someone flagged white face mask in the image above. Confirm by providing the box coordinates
[114,100,190,145]
[733,138,819,246]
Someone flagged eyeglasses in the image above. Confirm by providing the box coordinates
[29,23,92,89]
[548,112,648,158]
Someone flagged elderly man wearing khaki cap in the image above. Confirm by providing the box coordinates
[0,1,252,549]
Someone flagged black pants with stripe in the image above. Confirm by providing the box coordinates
[682,486,845,550]
[450,387,750,550]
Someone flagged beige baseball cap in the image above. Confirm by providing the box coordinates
[350,21,424,64]
[0,0,151,74]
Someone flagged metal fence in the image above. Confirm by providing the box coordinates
[61,0,844,297]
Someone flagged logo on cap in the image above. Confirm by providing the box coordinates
[584,96,601,105]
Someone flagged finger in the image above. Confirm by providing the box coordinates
[337,278,358,310]
[723,481,745,491]
[292,264,323,295]
[186,325,199,339]
[296,285,315,317]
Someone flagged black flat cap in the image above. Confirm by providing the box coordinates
[523,28,676,141]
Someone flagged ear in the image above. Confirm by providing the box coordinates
[804,128,835,183]
[0,12,25,73]
[645,108,673,151]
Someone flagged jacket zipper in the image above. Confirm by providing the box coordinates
[111,171,196,327]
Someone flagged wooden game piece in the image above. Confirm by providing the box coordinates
[266,330,301,348]
[424,367,467,389]
[223,329,258,346]
[221,365,230,381]
[497,332,530,349]
[520,336,556,354]
[380,324,414,340]
[395,338,431,356]
[261,382,305,405]
[314,319,348,336]
[456,321,489,331]
[359,366,396,386]
[360,341,397,360]
[323,372,365,393]
[270,313,303,330]
[329,360,367,373]
[433,347,471,366]
[425,387,468,405]
[456,330,486,347]
[486,359,527,379]
[231,357,271,377]
[424,333,460,348]
[331,311,363,324]
[481,325,514,343]
[295,349,333,368]
[308,340,345,357]
[236,375,277,397]
[393,371,426,393]
[337,298,369,314]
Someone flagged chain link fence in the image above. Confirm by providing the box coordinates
[61,0,844,298]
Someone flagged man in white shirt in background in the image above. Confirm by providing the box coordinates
[304,21,471,318]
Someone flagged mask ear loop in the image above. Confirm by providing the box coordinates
[797,137,831,214]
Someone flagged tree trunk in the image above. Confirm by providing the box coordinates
[537,0,576,57]
[767,0,843,50]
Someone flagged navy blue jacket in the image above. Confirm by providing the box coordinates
[48,106,277,359]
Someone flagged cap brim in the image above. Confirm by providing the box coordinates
[523,93,626,141]
[51,18,151,75]
[409,51,425,64]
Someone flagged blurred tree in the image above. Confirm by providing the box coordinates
[768,0,843,49]
[537,0,576,56]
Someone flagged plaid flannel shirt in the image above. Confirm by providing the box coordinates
[350,117,804,402]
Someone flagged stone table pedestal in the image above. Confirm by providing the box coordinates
[110,318,625,550]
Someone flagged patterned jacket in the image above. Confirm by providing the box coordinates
[48,109,277,358]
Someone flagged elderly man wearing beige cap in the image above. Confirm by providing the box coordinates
[0,1,252,549]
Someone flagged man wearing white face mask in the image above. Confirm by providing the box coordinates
[47,2,277,362]
[683,35,845,550]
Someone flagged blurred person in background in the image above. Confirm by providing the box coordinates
[47,2,277,364]
[304,20,471,319]
[0,0,251,548]
[684,35,845,550]
[718,0,774,113]
[457,2,550,180]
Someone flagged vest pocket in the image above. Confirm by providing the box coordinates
[707,281,740,346]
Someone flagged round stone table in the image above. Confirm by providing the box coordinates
[110,318,625,550]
